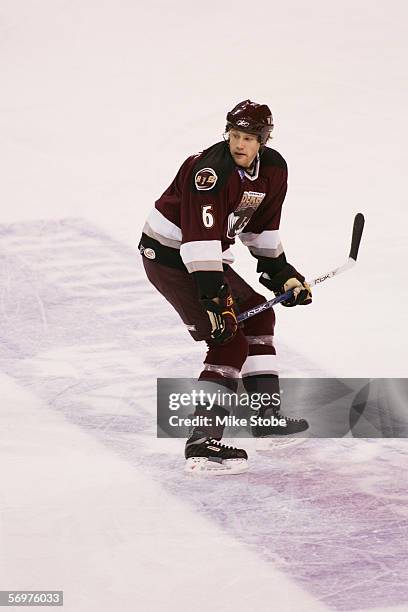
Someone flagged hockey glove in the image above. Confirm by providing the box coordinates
[200,284,238,344]
[260,265,312,307]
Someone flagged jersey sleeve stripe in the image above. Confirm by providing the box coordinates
[239,229,284,258]
[180,240,223,273]
[143,208,182,248]
[247,244,284,258]
[239,229,281,248]
[185,261,224,272]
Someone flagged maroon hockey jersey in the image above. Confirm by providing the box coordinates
[140,141,290,296]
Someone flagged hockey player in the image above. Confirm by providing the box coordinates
[139,99,312,475]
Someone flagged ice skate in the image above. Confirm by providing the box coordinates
[184,432,248,475]
[252,408,309,452]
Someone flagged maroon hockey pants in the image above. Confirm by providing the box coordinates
[142,258,278,384]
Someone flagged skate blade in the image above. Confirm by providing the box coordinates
[255,437,305,452]
[184,457,248,476]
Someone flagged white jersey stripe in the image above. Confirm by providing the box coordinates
[239,229,281,249]
[180,240,222,270]
[221,248,235,265]
[145,207,182,243]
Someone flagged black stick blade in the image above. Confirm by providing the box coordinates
[349,213,365,261]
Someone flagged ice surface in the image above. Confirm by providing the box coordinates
[1,1,408,610]
[0,221,407,611]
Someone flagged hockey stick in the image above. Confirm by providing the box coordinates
[237,213,365,323]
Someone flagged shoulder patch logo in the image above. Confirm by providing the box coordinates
[195,167,218,191]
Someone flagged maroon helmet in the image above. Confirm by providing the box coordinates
[226,99,274,145]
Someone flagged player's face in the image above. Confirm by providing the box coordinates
[228,129,261,168]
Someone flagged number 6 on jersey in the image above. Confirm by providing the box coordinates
[201,205,214,228]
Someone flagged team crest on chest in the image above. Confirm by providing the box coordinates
[195,167,218,191]
[240,191,266,207]
[227,191,266,238]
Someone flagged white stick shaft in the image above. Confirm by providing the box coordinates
[308,257,356,288]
